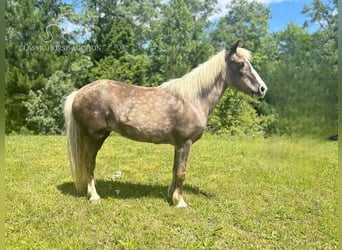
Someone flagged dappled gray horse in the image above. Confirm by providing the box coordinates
[64,41,267,207]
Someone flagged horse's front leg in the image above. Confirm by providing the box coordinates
[169,140,192,208]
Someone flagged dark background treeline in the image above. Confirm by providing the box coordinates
[5,0,337,137]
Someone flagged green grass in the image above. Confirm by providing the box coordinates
[5,134,337,249]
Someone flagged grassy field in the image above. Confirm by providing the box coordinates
[5,134,337,249]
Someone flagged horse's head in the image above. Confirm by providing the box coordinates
[225,41,267,98]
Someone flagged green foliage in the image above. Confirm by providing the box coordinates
[207,89,276,136]
[5,0,337,137]
[70,55,94,88]
[5,0,75,133]
[266,21,337,136]
[210,0,271,51]
[23,71,75,134]
[92,54,151,85]
[148,0,216,81]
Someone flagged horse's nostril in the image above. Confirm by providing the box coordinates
[259,86,266,94]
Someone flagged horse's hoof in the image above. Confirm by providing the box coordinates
[172,189,187,208]
[175,200,187,208]
[89,198,101,204]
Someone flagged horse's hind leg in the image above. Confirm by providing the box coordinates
[86,151,101,203]
[168,140,192,208]
[84,132,109,203]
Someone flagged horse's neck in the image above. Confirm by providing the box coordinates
[199,73,228,117]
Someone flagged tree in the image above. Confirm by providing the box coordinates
[264,0,338,136]
[5,0,75,133]
[148,0,216,83]
[23,71,75,134]
[267,23,337,135]
[210,0,271,52]
[79,0,153,85]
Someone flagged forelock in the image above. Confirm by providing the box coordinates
[236,47,252,61]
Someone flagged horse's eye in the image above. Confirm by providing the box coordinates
[238,62,244,69]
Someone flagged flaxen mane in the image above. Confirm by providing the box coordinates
[159,48,252,99]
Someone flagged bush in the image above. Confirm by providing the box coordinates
[23,71,75,134]
[206,89,276,136]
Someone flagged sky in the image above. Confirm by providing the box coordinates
[214,0,326,33]
[267,0,319,32]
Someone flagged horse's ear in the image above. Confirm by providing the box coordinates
[226,40,241,62]
[229,40,241,53]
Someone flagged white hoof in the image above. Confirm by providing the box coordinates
[172,189,187,208]
[89,197,101,204]
[175,200,187,208]
[89,194,101,204]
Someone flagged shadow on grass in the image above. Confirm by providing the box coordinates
[57,180,213,202]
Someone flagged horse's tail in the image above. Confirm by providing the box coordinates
[64,91,88,192]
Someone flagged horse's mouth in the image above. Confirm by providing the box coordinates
[251,91,264,99]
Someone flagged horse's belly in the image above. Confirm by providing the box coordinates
[107,109,174,144]
[113,121,174,144]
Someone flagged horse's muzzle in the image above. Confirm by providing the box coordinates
[252,86,267,98]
